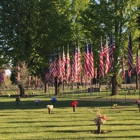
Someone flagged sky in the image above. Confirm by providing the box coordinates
[5,69,11,76]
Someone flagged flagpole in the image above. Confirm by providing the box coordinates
[125,75,127,102]
[139,80,140,100]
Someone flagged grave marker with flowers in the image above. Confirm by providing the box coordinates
[71,101,78,112]
[94,109,108,134]
[47,105,53,114]
[34,99,40,106]
[15,96,20,105]
[136,100,140,112]
[51,97,57,106]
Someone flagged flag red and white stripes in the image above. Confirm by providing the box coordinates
[0,71,6,83]
[88,43,94,78]
[77,46,82,82]
[136,49,140,75]
[84,43,89,80]
[71,45,78,82]
[62,47,66,79]
[104,38,110,74]
[99,38,104,78]
[66,45,71,82]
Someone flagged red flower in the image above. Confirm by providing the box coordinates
[71,101,78,107]
[136,100,140,104]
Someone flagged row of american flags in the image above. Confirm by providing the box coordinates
[48,33,140,84]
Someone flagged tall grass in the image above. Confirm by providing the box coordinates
[0,93,140,140]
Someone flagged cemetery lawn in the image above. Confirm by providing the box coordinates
[0,95,140,140]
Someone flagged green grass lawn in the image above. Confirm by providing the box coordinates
[0,92,140,140]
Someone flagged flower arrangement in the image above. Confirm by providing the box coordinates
[71,101,78,112]
[15,96,20,105]
[94,109,108,134]
[7,94,10,97]
[136,100,140,105]
[47,105,53,114]
[113,104,118,107]
[34,99,40,106]
[51,97,57,106]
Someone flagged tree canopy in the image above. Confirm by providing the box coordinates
[0,0,140,95]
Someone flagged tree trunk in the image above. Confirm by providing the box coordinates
[18,84,25,97]
[62,82,65,91]
[77,83,79,89]
[54,76,59,95]
[44,82,48,93]
[111,74,118,95]
[70,82,74,90]
[44,82,47,93]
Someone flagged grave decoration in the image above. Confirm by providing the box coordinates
[51,97,57,106]
[34,99,40,106]
[136,100,140,112]
[94,109,108,134]
[71,101,78,112]
[47,105,53,114]
[15,96,20,105]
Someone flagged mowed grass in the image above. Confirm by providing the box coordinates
[0,95,140,140]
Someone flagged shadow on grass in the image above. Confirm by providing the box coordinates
[0,97,136,110]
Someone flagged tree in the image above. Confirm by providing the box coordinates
[0,0,74,94]
[82,0,140,95]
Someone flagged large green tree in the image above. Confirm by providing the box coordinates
[0,0,74,95]
[82,0,140,95]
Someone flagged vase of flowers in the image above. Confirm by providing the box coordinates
[51,97,57,106]
[34,99,40,106]
[71,101,78,112]
[136,100,140,112]
[113,104,118,108]
[47,105,53,114]
[94,109,108,134]
[15,96,20,105]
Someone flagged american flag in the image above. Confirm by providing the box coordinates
[121,54,125,79]
[136,49,140,75]
[99,38,104,78]
[0,71,6,84]
[66,45,71,82]
[58,51,63,80]
[62,46,66,79]
[88,43,94,78]
[84,42,89,78]
[71,45,78,82]
[77,46,82,82]
[127,32,133,77]
[104,38,110,74]
[109,33,115,71]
